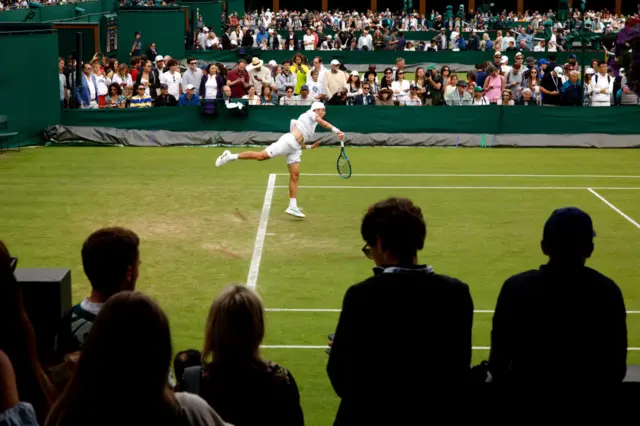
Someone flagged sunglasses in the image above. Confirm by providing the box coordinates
[397,72,404,75]
[362,244,372,259]
[137,88,145,91]
[190,62,197,65]
[385,71,392,74]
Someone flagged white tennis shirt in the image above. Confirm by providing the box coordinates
[290,110,319,143]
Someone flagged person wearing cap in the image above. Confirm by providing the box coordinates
[490,207,627,384]
[540,66,563,105]
[215,102,345,219]
[445,80,472,106]
[154,83,178,107]
[154,55,165,73]
[324,59,347,99]
[248,57,274,97]
[178,84,200,106]
[293,85,314,106]
[500,55,512,76]
[589,60,613,107]
[471,86,489,105]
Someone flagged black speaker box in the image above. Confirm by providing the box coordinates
[15,268,72,364]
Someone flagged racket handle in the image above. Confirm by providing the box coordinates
[340,140,344,148]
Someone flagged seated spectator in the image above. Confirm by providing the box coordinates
[490,208,627,384]
[327,87,348,105]
[179,84,201,106]
[497,89,515,105]
[516,88,538,105]
[188,285,304,426]
[472,86,490,105]
[155,84,178,107]
[446,80,473,105]
[0,241,55,424]
[363,70,380,95]
[259,85,277,105]
[293,85,314,106]
[46,292,229,426]
[444,74,458,97]
[279,86,296,105]
[561,70,582,106]
[346,71,362,103]
[468,30,480,50]
[173,349,202,392]
[241,85,260,105]
[404,85,422,106]
[380,67,394,90]
[130,84,154,108]
[56,228,140,358]
[376,87,395,105]
[327,198,473,424]
[103,83,126,109]
[391,70,410,103]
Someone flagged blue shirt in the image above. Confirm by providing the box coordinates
[179,93,201,106]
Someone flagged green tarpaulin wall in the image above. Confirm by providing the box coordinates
[60,106,640,136]
[116,8,187,64]
[0,30,61,146]
[181,1,223,36]
[0,1,104,23]
[189,49,605,66]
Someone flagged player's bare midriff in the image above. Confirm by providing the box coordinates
[291,127,305,145]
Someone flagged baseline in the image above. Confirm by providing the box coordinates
[274,186,640,190]
[276,173,640,178]
[246,174,277,290]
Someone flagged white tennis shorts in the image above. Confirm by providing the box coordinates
[265,133,302,165]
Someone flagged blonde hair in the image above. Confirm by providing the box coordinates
[202,285,265,367]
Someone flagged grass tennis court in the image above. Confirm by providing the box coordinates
[2,147,640,424]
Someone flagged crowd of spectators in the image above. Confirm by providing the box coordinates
[191,7,636,52]
[60,49,639,108]
[0,197,630,425]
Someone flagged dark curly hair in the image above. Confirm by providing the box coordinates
[361,198,426,263]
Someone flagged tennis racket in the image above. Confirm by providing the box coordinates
[336,140,352,179]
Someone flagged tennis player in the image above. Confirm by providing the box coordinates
[215,102,345,218]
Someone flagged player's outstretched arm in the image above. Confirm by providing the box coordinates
[315,116,345,140]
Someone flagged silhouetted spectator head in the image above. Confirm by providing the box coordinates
[361,198,426,266]
[203,285,265,367]
[542,207,595,263]
[173,349,202,389]
[81,227,140,300]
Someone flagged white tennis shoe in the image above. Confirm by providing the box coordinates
[285,207,306,218]
[215,150,232,167]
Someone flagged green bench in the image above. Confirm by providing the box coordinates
[0,115,20,153]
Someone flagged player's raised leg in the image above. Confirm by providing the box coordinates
[285,162,305,218]
[215,149,269,167]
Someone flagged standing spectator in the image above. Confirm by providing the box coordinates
[46,292,230,426]
[190,285,303,426]
[505,60,525,99]
[475,63,487,88]
[480,33,493,51]
[561,71,582,106]
[307,56,327,88]
[490,208,627,384]
[130,31,142,57]
[145,42,158,61]
[483,66,504,104]
[92,62,109,107]
[59,57,67,107]
[327,198,473,424]
[502,30,516,50]
[434,28,448,50]
[160,59,182,99]
[392,57,405,79]
[540,66,563,105]
[468,30,480,50]
[412,67,428,104]
[75,62,99,109]
[444,74,459,97]
[324,59,347,99]
[129,56,141,82]
[357,28,373,50]
[426,65,444,106]
[446,80,473,105]
[583,67,595,106]
[391,69,410,103]
[589,61,613,107]
[521,67,541,103]
[380,67,394,90]
[363,70,380,95]
[303,27,315,50]
[112,64,134,99]
[290,55,309,95]
[227,60,250,98]
[155,84,178,107]
[182,58,203,96]
[1,241,55,425]
[154,55,165,73]
[346,71,362,103]
[200,64,224,101]
[248,58,274,96]
[275,60,297,97]
[135,60,159,99]
[130,84,154,108]
[179,84,200,106]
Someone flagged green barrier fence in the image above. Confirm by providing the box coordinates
[0,1,103,23]
[116,8,187,64]
[60,105,640,136]
[189,49,605,66]
[0,30,61,146]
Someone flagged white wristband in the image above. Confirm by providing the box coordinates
[332,127,340,134]
[306,145,312,150]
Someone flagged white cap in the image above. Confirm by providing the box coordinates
[155,55,164,62]
[330,59,340,65]
[310,101,326,111]
[350,70,359,76]
[268,60,277,67]
[585,67,595,75]
[500,56,508,64]
[203,27,209,32]
[185,84,195,90]
[554,66,564,75]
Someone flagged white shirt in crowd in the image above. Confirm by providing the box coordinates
[112,73,133,88]
[391,80,410,102]
[303,34,315,50]
[204,76,218,100]
[307,66,327,86]
[161,71,182,98]
[95,74,109,96]
[85,74,96,101]
[306,80,325,99]
[242,95,261,105]
[589,72,613,106]
[501,36,515,50]
[290,109,319,142]
[205,35,219,49]
[357,33,373,50]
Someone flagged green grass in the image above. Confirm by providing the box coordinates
[2,147,640,424]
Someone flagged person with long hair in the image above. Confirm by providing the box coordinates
[46,292,228,426]
[135,60,159,98]
[0,241,55,425]
[198,285,304,425]
[200,63,225,100]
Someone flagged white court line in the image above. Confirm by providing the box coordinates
[277,173,640,178]
[246,174,276,290]
[588,188,640,230]
[266,308,640,314]
[261,345,640,351]
[274,186,640,190]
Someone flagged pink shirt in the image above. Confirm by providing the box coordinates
[485,75,502,103]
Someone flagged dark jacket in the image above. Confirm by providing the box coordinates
[135,69,160,98]
[146,47,158,60]
[221,32,232,50]
[154,94,178,107]
[490,263,627,384]
[561,79,582,106]
[199,74,226,100]
[468,34,480,50]
[328,265,473,425]
[354,93,376,105]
